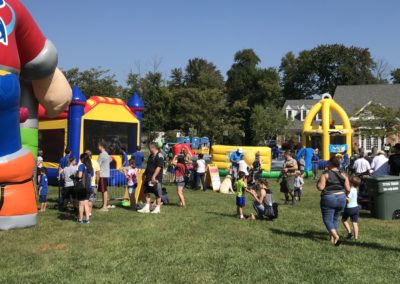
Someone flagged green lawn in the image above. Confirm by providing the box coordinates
[1,180,399,283]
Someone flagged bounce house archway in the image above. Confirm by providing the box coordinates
[302,94,352,161]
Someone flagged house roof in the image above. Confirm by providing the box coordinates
[333,84,400,116]
[282,99,320,111]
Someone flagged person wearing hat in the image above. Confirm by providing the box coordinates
[389,143,400,176]
[230,148,244,180]
[371,151,389,177]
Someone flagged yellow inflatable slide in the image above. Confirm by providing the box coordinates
[211,145,271,172]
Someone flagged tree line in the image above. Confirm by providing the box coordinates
[63,44,399,145]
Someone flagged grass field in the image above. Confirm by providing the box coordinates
[1,179,399,283]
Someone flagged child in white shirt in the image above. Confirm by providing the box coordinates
[294,171,304,201]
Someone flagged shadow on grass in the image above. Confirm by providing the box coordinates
[57,212,76,221]
[270,228,400,252]
[206,211,238,218]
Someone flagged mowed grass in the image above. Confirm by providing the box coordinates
[1,179,399,284]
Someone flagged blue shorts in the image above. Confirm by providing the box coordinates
[236,196,246,208]
[39,195,47,203]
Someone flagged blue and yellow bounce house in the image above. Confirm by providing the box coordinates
[38,86,144,184]
[299,93,352,174]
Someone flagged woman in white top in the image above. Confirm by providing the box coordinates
[238,156,249,176]
[195,154,207,191]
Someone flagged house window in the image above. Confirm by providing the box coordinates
[373,137,379,149]
[287,110,293,120]
[301,110,307,121]
[366,137,372,151]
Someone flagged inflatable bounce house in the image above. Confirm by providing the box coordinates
[302,93,352,162]
[39,87,144,184]
[177,136,210,155]
[212,145,279,177]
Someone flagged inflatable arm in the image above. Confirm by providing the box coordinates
[32,68,72,118]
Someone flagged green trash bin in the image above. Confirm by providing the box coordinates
[365,176,400,220]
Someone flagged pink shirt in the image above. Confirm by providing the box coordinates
[127,168,138,186]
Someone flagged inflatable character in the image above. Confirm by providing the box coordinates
[0,0,72,230]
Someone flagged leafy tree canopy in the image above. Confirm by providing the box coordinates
[280,44,380,100]
[63,67,120,98]
[250,105,289,145]
[391,68,400,84]
[352,102,400,138]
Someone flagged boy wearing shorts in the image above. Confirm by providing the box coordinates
[38,168,49,212]
[235,171,249,219]
[342,176,361,240]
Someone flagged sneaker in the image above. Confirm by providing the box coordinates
[77,219,83,224]
[107,205,113,209]
[151,206,161,214]
[99,207,109,212]
[138,204,151,214]
[83,220,90,224]
[346,233,353,240]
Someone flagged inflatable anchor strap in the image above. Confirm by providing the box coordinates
[0,178,33,211]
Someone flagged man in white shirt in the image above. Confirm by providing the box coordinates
[371,151,389,177]
[353,156,371,175]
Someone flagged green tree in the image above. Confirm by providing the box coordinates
[169,88,227,142]
[352,103,400,141]
[184,58,224,89]
[391,68,400,84]
[169,68,185,89]
[63,67,120,98]
[226,49,282,144]
[250,105,289,145]
[280,44,380,100]
[139,72,172,132]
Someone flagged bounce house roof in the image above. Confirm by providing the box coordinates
[39,87,139,123]
[83,96,139,124]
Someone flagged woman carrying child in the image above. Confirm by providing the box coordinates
[76,153,93,224]
[342,176,361,240]
[172,155,187,207]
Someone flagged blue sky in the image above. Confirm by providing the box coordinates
[24,0,400,85]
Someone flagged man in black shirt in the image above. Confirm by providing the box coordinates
[138,142,164,214]
[389,143,400,176]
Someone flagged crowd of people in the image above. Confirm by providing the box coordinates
[35,141,400,245]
